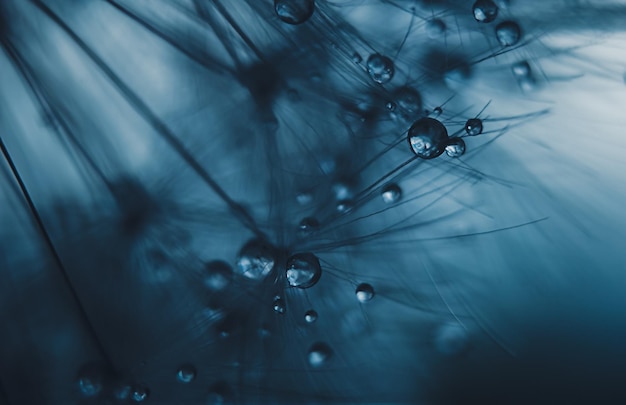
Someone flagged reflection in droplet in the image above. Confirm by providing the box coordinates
[273,295,286,314]
[274,0,315,25]
[367,54,395,84]
[381,183,402,204]
[235,239,276,280]
[177,364,197,383]
[495,20,521,47]
[286,253,322,288]
[465,118,483,136]
[445,137,466,158]
[472,0,498,23]
[130,384,150,402]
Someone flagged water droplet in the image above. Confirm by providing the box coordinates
[286,253,322,288]
[296,191,313,205]
[495,21,521,47]
[298,217,319,235]
[332,182,353,200]
[381,183,402,204]
[203,260,232,291]
[396,86,422,114]
[433,106,443,116]
[130,384,149,402]
[512,61,531,78]
[274,0,315,25]
[385,101,396,111]
[76,363,105,397]
[445,137,466,158]
[307,342,333,367]
[464,118,483,136]
[356,283,375,302]
[472,0,498,23]
[304,309,318,323]
[235,239,276,280]
[352,52,362,64]
[435,323,469,356]
[408,117,449,159]
[177,364,196,383]
[426,19,446,39]
[273,296,286,314]
[336,199,354,213]
[367,54,395,84]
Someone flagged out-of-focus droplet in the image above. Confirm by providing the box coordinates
[177,364,197,383]
[307,342,333,367]
[465,118,483,136]
[273,295,286,314]
[356,283,375,302]
[426,19,446,39]
[304,309,318,323]
[207,382,232,404]
[235,239,276,280]
[445,137,466,158]
[367,54,395,84]
[274,0,315,25]
[298,217,319,235]
[435,323,469,356]
[112,382,131,400]
[336,199,354,213]
[381,183,402,204]
[130,384,149,402]
[512,61,531,78]
[203,260,232,291]
[495,21,521,46]
[286,253,322,288]
[332,182,353,201]
[408,117,449,159]
[352,51,362,63]
[296,191,313,205]
[77,369,103,397]
[472,0,498,23]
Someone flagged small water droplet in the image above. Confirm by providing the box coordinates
[304,309,318,323]
[356,283,375,302]
[273,296,286,314]
[298,217,320,235]
[445,137,466,158]
[385,101,396,111]
[203,260,232,291]
[130,384,149,402]
[426,19,446,39]
[367,54,395,84]
[433,106,443,116]
[177,364,196,383]
[235,239,276,280]
[286,253,322,288]
[472,0,498,23]
[381,183,402,204]
[352,51,362,63]
[408,117,449,159]
[307,342,333,367]
[464,118,483,136]
[336,199,354,213]
[274,0,315,25]
[495,20,521,47]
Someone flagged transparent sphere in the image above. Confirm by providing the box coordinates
[176,364,196,383]
[381,183,402,204]
[307,342,333,367]
[356,283,375,302]
[203,260,232,291]
[495,21,521,47]
[304,309,318,323]
[445,137,466,158]
[472,0,498,23]
[130,384,149,402]
[407,117,449,159]
[235,239,276,280]
[273,296,286,314]
[465,118,483,136]
[426,19,446,39]
[367,54,395,84]
[274,0,315,25]
[286,253,322,288]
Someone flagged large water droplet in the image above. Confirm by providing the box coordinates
[445,137,466,158]
[304,309,318,323]
[465,118,483,136]
[235,239,276,280]
[495,21,521,47]
[203,260,232,291]
[307,342,333,367]
[274,0,315,25]
[177,364,196,383]
[286,253,322,288]
[408,117,449,159]
[381,183,402,204]
[367,54,395,84]
[472,0,498,23]
[356,283,375,302]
